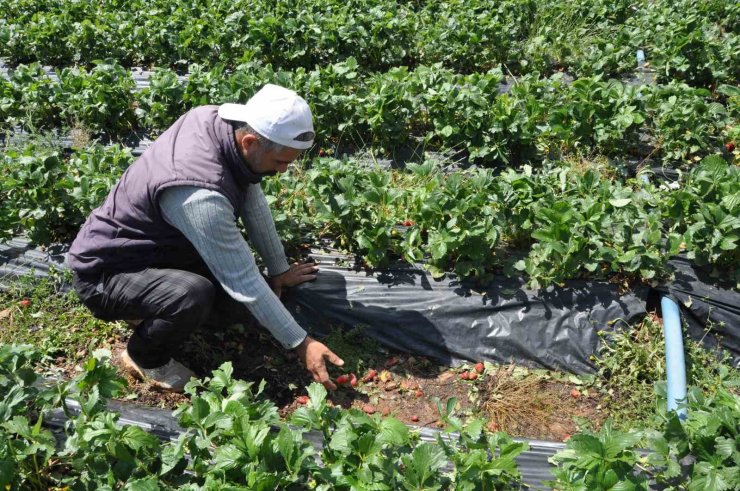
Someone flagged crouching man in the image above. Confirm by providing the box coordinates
[67,84,343,392]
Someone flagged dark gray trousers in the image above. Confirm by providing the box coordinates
[72,262,251,368]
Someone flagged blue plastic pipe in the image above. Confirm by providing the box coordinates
[661,296,688,419]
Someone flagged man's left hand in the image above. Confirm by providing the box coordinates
[269,261,319,298]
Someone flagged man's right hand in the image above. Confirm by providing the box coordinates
[294,335,344,390]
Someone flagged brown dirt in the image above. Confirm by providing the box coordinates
[50,322,607,442]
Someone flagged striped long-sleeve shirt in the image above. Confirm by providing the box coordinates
[159,184,307,349]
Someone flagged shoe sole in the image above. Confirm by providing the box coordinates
[120,349,184,393]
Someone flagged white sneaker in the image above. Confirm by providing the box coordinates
[120,349,195,393]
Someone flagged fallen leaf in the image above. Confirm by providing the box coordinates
[437,371,455,383]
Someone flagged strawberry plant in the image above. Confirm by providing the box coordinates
[645,387,740,491]
[646,83,730,162]
[435,397,528,489]
[292,383,428,489]
[0,63,62,131]
[174,362,318,488]
[0,344,56,489]
[416,0,533,73]
[0,144,133,243]
[547,419,647,489]
[664,155,740,285]
[134,67,187,133]
[546,77,646,156]
[57,59,137,137]
[417,66,507,161]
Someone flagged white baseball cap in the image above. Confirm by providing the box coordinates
[218,84,315,150]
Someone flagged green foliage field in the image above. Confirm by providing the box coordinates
[0,1,738,487]
[0,342,737,490]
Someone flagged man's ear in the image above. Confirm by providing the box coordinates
[238,132,260,153]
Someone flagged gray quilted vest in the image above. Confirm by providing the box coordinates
[68,105,258,276]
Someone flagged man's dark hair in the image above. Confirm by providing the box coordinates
[232,121,314,152]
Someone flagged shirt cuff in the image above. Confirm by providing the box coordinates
[281,327,308,350]
[267,257,291,277]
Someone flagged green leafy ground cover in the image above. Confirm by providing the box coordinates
[0,334,737,490]
[1,59,737,163]
[0,0,738,487]
[0,0,737,87]
[2,145,737,288]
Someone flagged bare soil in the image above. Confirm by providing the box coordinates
[52,320,608,442]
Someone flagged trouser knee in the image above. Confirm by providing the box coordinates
[168,277,216,328]
[128,276,216,368]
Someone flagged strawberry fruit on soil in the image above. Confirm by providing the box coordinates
[362,369,377,382]
[726,142,735,153]
[19,299,31,308]
[474,362,484,373]
[336,374,350,385]
[296,395,309,405]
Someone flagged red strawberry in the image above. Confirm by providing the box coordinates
[725,142,736,153]
[296,395,309,405]
[349,373,358,387]
[460,372,470,380]
[362,369,377,383]
[19,299,31,308]
[336,374,349,385]
[410,415,419,422]
[468,371,478,381]
[415,389,424,398]
[403,220,414,227]
[570,389,581,398]
[319,149,327,157]
[474,362,484,374]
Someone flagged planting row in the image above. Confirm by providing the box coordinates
[1,144,737,288]
[269,155,740,288]
[1,60,737,164]
[0,0,737,87]
[2,342,738,489]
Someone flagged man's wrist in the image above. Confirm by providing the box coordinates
[289,333,309,351]
[268,261,291,278]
